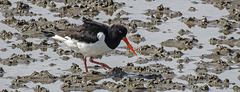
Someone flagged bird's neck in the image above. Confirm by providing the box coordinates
[105,32,121,49]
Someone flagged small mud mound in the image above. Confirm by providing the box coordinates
[9,70,58,89]
[161,36,201,50]
[0,53,37,66]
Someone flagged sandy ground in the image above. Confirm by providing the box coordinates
[0,0,240,92]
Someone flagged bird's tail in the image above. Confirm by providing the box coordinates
[42,30,67,42]
[41,31,55,37]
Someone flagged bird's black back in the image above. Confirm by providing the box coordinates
[55,17,110,43]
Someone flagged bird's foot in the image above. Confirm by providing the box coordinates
[98,63,111,70]
[89,56,111,70]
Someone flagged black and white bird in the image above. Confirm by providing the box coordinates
[43,17,137,73]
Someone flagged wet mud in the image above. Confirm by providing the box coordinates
[161,36,202,50]
[0,0,240,92]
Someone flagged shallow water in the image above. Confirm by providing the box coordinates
[0,0,240,92]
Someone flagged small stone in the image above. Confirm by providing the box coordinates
[188,7,196,12]
[61,56,70,61]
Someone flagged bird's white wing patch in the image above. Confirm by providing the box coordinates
[97,32,104,39]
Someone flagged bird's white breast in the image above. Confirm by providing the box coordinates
[52,32,113,57]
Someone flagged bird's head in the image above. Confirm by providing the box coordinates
[110,24,137,55]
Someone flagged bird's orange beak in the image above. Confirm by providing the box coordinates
[122,37,137,55]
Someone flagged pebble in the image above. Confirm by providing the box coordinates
[0,67,4,77]
[33,85,49,92]
[232,85,240,91]
[61,56,70,61]
[106,67,127,77]
[135,57,151,64]
[0,48,7,52]
[188,7,196,12]
[49,63,56,67]
[0,0,11,7]
[68,63,82,73]
[0,30,13,40]
[178,29,191,36]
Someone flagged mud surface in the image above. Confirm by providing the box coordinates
[0,0,240,92]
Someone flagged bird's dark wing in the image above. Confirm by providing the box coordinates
[55,18,109,43]
[82,17,109,29]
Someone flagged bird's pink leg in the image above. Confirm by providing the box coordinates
[89,56,111,70]
[83,57,88,73]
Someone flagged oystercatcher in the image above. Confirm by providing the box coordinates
[43,17,137,72]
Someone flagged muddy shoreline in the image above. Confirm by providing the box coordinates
[0,0,240,92]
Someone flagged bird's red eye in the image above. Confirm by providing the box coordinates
[119,30,123,34]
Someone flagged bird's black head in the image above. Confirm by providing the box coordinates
[106,24,137,55]
[109,24,128,39]
[105,24,128,49]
